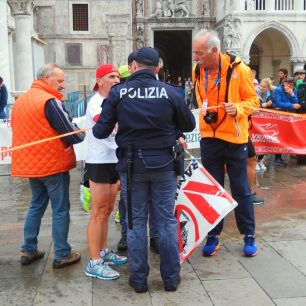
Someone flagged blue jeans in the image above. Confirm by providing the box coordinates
[120,170,180,286]
[200,138,255,236]
[22,172,72,260]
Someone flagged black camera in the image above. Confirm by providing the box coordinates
[204,111,218,124]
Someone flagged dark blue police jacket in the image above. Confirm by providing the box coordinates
[92,69,195,172]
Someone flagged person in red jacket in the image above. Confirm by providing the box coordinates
[11,63,85,268]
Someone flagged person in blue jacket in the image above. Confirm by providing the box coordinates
[0,77,8,119]
[274,77,301,111]
[274,77,301,166]
[93,47,195,293]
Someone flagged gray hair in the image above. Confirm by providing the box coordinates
[194,30,221,52]
[36,63,61,80]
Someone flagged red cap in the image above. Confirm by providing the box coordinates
[93,64,119,91]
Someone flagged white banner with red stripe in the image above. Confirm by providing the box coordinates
[175,159,237,263]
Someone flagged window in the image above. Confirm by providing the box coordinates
[72,4,88,31]
[66,43,82,65]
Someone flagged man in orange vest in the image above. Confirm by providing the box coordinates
[192,30,259,257]
[11,63,85,268]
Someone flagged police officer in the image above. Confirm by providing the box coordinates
[93,47,195,293]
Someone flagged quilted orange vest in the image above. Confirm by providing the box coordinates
[11,80,76,178]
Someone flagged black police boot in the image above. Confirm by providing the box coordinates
[117,236,128,252]
[164,275,181,292]
[150,237,159,254]
[129,276,148,293]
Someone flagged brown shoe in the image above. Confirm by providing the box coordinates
[20,249,45,265]
[53,251,81,269]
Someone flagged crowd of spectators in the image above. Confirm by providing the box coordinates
[252,67,306,169]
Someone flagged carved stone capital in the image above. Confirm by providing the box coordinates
[8,0,35,16]
[224,48,241,57]
[291,56,306,63]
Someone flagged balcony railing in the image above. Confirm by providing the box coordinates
[245,0,306,11]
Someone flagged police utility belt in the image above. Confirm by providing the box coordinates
[120,146,184,175]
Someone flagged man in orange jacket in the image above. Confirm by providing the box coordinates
[192,30,259,257]
[11,63,85,268]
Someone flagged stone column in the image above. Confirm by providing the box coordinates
[291,59,305,73]
[0,0,11,94]
[231,0,245,11]
[265,0,275,11]
[272,59,281,80]
[8,0,34,91]
[294,0,304,11]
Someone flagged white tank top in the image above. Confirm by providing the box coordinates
[85,92,118,164]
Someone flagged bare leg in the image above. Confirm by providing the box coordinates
[87,180,118,260]
[99,183,118,250]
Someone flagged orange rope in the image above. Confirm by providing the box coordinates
[0,127,89,156]
[193,105,306,119]
[2,106,306,157]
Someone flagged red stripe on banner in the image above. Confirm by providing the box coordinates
[175,204,200,256]
[199,167,237,205]
[184,192,220,224]
[183,181,223,196]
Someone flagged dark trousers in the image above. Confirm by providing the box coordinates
[200,138,255,236]
[119,194,158,239]
[120,170,180,285]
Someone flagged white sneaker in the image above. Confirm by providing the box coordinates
[255,163,261,172]
[259,161,267,171]
[85,262,120,280]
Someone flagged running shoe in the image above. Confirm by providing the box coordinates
[103,250,128,265]
[252,193,265,205]
[202,235,221,256]
[243,235,258,257]
[80,185,91,212]
[114,210,120,223]
[85,262,120,280]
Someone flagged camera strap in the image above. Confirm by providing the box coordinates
[212,53,241,132]
[194,53,240,103]
[225,53,241,102]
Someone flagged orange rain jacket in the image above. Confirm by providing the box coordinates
[192,52,259,144]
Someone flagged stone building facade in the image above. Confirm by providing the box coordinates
[1,0,306,99]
